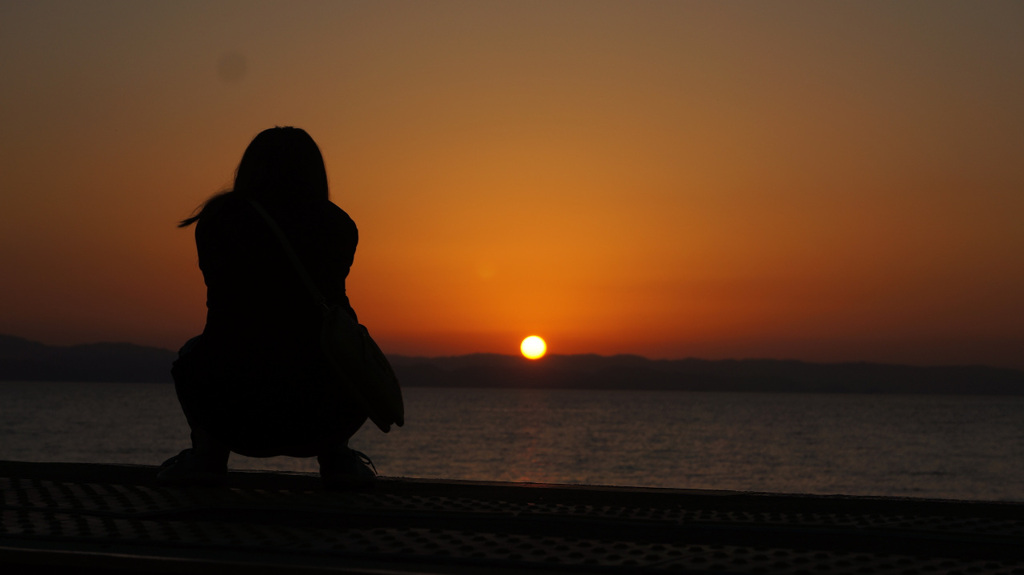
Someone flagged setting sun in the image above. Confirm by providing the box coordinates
[520,336,547,360]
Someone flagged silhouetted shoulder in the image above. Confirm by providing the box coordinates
[323,201,358,248]
[194,195,355,249]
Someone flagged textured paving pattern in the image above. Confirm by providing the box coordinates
[2,461,1024,574]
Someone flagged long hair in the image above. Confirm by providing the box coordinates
[179,127,329,227]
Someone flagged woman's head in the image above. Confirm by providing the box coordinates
[179,127,328,227]
[234,127,329,203]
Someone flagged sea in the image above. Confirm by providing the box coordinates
[2,381,1023,502]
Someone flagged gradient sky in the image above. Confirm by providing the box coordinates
[1,1,1022,368]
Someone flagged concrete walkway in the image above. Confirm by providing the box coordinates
[2,460,1023,574]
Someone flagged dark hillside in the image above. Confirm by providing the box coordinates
[0,335,176,383]
[3,334,1023,394]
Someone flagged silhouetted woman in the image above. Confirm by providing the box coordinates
[161,127,375,487]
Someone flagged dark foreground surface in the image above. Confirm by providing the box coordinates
[2,460,1023,574]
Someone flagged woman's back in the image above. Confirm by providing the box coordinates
[195,193,358,364]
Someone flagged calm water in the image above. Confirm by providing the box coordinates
[2,382,1023,501]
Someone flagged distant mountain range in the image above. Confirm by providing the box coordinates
[0,334,178,383]
[2,334,1023,395]
[388,354,1024,395]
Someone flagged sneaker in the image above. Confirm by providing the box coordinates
[157,448,228,486]
[318,448,377,490]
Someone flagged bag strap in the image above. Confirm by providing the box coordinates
[247,199,331,313]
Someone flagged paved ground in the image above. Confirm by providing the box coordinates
[2,460,1023,574]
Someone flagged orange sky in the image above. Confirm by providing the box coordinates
[1,1,1022,368]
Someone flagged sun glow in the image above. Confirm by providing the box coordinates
[520,336,547,360]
